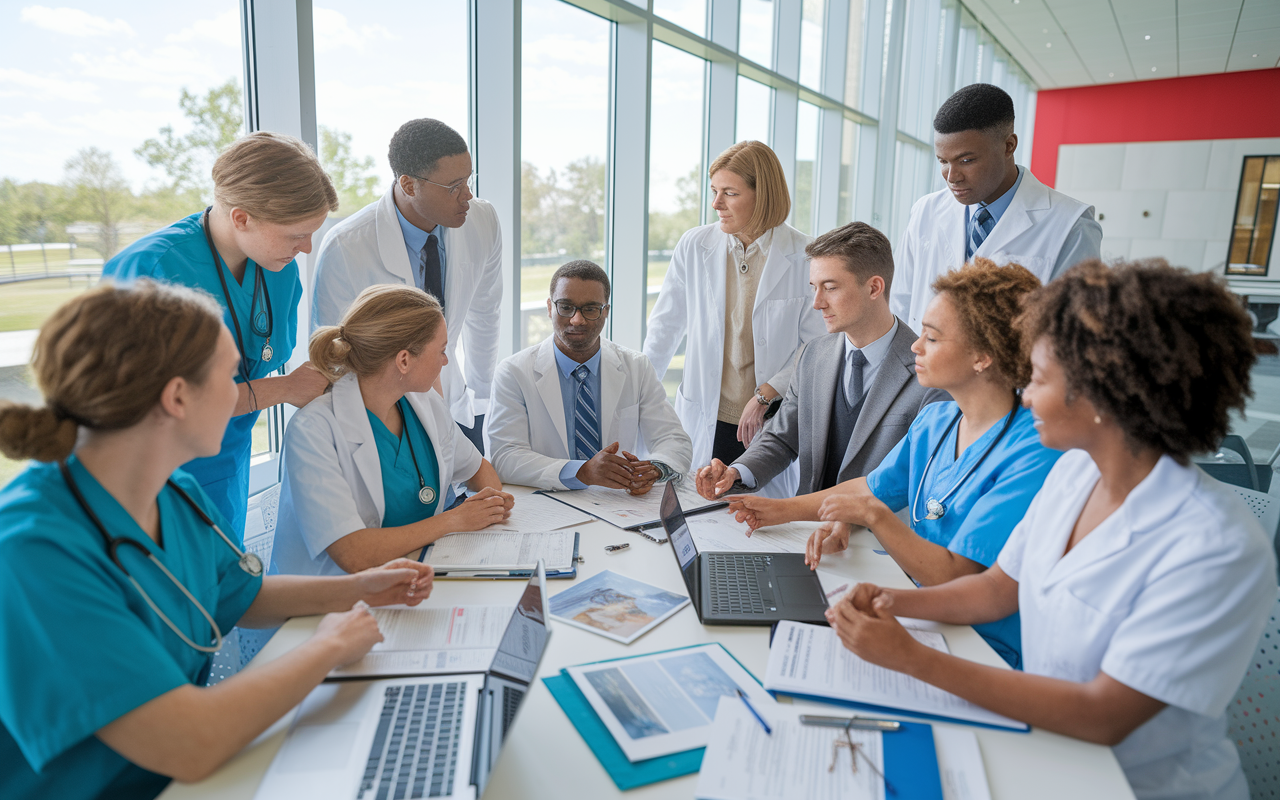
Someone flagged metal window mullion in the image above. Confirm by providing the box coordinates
[773,0,802,198]
[871,0,906,233]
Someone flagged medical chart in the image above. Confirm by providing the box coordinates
[934,727,993,800]
[765,621,1027,730]
[538,483,725,529]
[482,492,592,533]
[696,698,884,800]
[423,530,575,571]
[684,510,815,555]
[327,604,512,679]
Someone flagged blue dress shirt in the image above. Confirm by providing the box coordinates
[553,345,603,490]
[394,203,447,298]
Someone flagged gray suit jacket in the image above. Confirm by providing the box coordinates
[733,319,947,495]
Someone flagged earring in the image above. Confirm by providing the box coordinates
[1094,415,1101,424]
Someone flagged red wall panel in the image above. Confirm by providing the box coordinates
[1030,68,1280,187]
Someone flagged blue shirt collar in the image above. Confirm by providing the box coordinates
[553,342,602,378]
[394,201,441,254]
[976,165,1023,225]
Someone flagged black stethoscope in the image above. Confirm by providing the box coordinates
[201,207,274,385]
[395,400,437,506]
[910,404,1018,524]
[59,461,264,654]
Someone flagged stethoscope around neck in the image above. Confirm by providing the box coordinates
[910,403,1018,525]
[58,461,264,653]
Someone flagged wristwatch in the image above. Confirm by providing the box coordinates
[753,389,771,406]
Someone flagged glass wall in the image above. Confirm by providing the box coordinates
[793,101,821,235]
[736,76,773,145]
[799,0,827,89]
[0,1,243,484]
[740,0,775,67]
[313,0,470,222]
[519,0,610,347]
[654,0,706,36]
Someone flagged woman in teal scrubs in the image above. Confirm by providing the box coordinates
[272,285,514,577]
[103,131,335,542]
[728,259,1061,668]
[0,281,434,800]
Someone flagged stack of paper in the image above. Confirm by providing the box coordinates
[422,529,576,574]
[327,604,512,680]
[765,621,1027,731]
[538,484,726,529]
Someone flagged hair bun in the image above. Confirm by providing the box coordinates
[0,403,78,463]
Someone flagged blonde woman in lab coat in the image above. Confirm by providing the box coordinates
[643,141,824,497]
[829,259,1275,800]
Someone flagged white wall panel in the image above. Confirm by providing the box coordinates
[1162,190,1236,242]
[1119,141,1212,191]
[1129,238,1206,269]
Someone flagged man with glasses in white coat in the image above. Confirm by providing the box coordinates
[487,260,692,494]
[312,118,501,452]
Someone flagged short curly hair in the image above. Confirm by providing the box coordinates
[932,258,1041,390]
[388,119,468,180]
[1017,259,1255,463]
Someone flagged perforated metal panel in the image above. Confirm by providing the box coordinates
[1228,595,1280,799]
[1230,486,1280,547]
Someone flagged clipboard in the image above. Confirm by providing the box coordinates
[416,531,580,579]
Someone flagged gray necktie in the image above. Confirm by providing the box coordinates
[845,349,868,406]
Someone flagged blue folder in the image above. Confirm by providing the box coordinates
[544,643,945,796]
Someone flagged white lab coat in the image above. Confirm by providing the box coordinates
[891,167,1095,332]
[311,187,503,426]
[998,450,1276,800]
[643,222,822,498]
[271,373,483,577]
[487,337,692,489]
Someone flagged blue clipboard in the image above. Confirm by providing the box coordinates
[767,622,1031,733]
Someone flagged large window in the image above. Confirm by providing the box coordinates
[736,76,773,145]
[799,0,826,89]
[519,0,610,348]
[793,101,821,235]
[740,0,775,67]
[0,1,243,485]
[1227,156,1280,277]
[313,0,470,222]
[654,0,706,37]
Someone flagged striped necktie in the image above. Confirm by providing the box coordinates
[967,206,994,260]
[572,364,601,460]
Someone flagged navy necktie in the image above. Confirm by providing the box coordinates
[967,207,994,260]
[845,349,868,406]
[572,364,601,460]
[420,234,444,312]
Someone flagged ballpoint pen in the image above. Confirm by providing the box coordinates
[799,714,902,732]
[735,689,772,735]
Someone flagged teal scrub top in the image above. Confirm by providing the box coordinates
[0,458,263,800]
[102,213,303,541]
[866,401,1062,669]
[367,398,443,526]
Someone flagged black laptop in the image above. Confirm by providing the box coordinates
[660,482,829,625]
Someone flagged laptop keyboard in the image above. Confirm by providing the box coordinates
[359,683,462,800]
[501,685,525,738]
[708,554,773,615]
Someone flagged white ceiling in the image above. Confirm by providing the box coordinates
[963,0,1280,88]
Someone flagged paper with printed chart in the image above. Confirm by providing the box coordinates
[695,697,885,800]
[537,483,726,529]
[765,621,1028,730]
[326,604,512,680]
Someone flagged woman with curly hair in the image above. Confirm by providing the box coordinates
[829,259,1275,800]
[729,257,1062,668]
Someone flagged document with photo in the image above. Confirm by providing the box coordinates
[549,569,688,644]
[564,643,774,762]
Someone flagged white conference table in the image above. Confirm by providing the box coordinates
[163,486,1134,800]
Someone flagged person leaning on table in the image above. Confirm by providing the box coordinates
[643,140,825,497]
[730,259,1062,668]
[487,260,691,494]
[695,221,947,501]
[830,259,1276,800]
[271,285,513,578]
[0,281,432,800]
[103,131,336,541]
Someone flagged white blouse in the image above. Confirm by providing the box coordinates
[998,450,1276,800]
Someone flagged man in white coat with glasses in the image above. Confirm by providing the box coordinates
[311,118,502,453]
[892,83,1102,332]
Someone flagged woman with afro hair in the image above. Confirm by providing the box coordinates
[827,258,1275,800]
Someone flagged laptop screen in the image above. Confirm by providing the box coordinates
[660,482,699,572]
[489,562,549,683]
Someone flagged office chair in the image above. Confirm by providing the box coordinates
[1199,435,1263,492]
[1227,591,1280,799]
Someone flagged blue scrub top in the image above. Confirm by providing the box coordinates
[102,213,303,542]
[0,458,262,800]
[866,401,1061,669]
[367,398,443,526]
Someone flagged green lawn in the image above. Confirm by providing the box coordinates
[0,277,99,332]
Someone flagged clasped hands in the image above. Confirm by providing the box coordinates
[577,441,662,495]
[826,582,921,673]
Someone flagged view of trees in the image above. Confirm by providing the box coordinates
[0,79,382,258]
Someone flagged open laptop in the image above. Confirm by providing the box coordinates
[254,563,550,800]
[660,482,829,625]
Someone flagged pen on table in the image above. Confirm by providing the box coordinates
[735,689,772,736]
[799,714,902,732]
[824,583,850,600]
[604,543,630,552]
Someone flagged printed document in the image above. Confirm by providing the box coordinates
[485,492,592,532]
[765,621,1027,730]
[423,530,575,571]
[327,604,512,679]
[934,727,993,800]
[696,697,884,800]
[684,510,814,555]
[539,483,724,528]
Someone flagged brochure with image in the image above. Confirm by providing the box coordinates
[549,570,689,645]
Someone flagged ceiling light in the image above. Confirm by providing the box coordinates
[1151,67,1157,72]
[1042,28,1048,33]
[1108,72,1115,77]
[1144,35,1151,40]
[1253,53,1259,57]
[1046,42,1052,47]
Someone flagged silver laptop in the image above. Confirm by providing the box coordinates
[254,563,549,800]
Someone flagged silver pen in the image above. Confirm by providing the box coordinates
[799,714,902,732]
